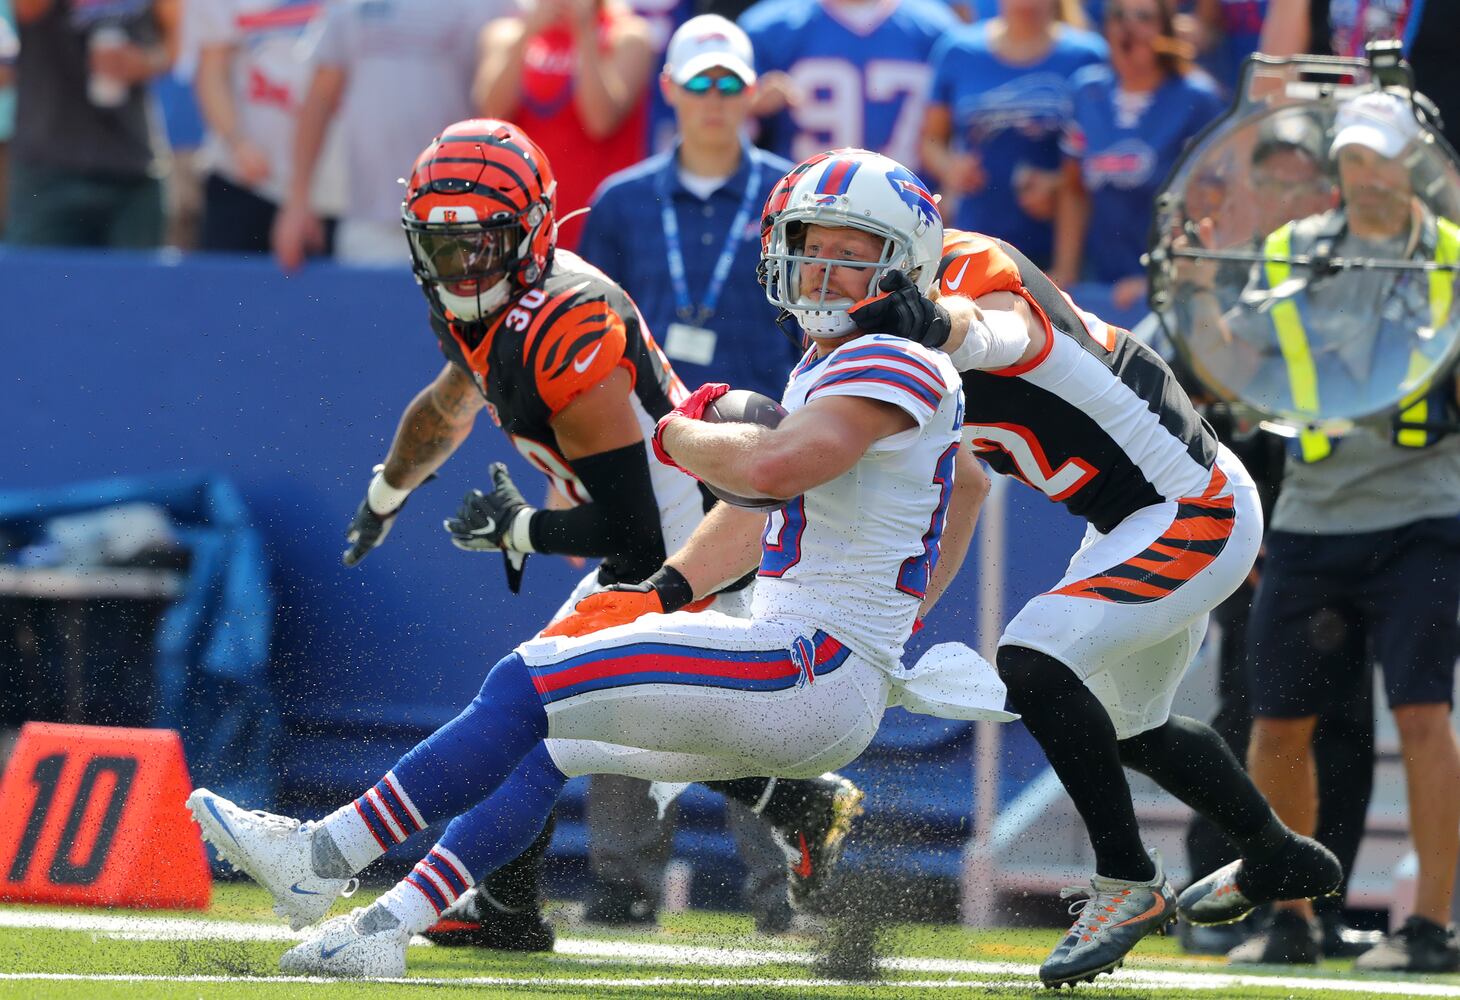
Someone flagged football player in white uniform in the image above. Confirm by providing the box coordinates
[186,150,999,978]
[848,220,1343,985]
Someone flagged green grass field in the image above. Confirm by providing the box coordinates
[2,885,1459,999]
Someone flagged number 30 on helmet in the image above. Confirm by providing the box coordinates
[401,119,558,323]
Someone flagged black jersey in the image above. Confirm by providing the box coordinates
[430,250,706,557]
[938,231,1219,533]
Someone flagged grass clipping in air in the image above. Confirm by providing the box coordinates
[809,868,894,981]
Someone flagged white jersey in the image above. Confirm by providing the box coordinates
[751,334,964,674]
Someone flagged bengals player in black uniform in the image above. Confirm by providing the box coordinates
[339,120,862,949]
[839,218,1344,986]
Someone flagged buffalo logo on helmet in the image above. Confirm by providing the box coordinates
[884,164,939,228]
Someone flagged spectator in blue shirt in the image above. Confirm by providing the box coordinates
[574,14,801,932]
[1050,0,1222,309]
[737,0,958,171]
[581,15,799,399]
[922,0,1107,269]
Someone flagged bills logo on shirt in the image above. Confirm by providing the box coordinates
[1084,139,1157,190]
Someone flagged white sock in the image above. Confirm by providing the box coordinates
[378,846,476,935]
[318,771,427,874]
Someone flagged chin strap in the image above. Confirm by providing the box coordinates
[773,309,806,351]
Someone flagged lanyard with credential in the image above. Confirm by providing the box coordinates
[658,156,763,326]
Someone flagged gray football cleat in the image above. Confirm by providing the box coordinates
[1039,854,1177,989]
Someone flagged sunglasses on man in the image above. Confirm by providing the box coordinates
[1106,6,1159,24]
[682,73,748,96]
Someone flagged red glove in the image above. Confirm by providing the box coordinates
[651,382,730,471]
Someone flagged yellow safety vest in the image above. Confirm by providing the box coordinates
[1263,217,1460,462]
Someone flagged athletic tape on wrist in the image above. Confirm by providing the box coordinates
[508,508,539,553]
[367,470,412,515]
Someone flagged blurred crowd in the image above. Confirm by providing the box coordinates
[0,0,1302,299]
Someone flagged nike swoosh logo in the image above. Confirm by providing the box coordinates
[1109,893,1167,930]
[320,942,349,959]
[290,882,323,896]
[795,833,813,879]
[201,797,240,845]
[573,344,603,373]
[946,257,971,291]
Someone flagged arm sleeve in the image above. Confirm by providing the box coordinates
[526,441,668,582]
[947,307,1034,371]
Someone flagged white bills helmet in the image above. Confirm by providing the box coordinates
[759,149,943,337]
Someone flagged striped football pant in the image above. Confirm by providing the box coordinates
[517,610,891,781]
[999,445,1263,739]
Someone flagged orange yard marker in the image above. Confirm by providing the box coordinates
[0,723,210,909]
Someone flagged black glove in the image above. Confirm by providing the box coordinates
[604,564,695,612]
[343,466,433,567]
[849,268,951,349]
[444,462,535,552]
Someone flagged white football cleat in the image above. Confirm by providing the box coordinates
[280,909,409,978]
[186,788,354,930]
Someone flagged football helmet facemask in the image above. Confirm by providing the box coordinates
[760,149,943,337]
[402,119,558,323]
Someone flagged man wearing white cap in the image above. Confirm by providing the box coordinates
[1198,89,1460,972]
[578,15,803,931]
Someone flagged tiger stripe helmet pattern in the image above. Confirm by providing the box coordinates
[402,119,559,323]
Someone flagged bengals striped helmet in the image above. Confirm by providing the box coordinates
[402,119,558,322]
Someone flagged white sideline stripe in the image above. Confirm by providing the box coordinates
[2,909,1458,997]
[0,972,1458,996]
[0,969,1022,986]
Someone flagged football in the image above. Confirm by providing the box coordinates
[699,389,789,511]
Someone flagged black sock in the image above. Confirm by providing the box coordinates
[997,645,1154,882]
[705,777,812,832]
[478,811,555,914]
[1118,715,1288,862]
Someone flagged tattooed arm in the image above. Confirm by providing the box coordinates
[380,362,487,489]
